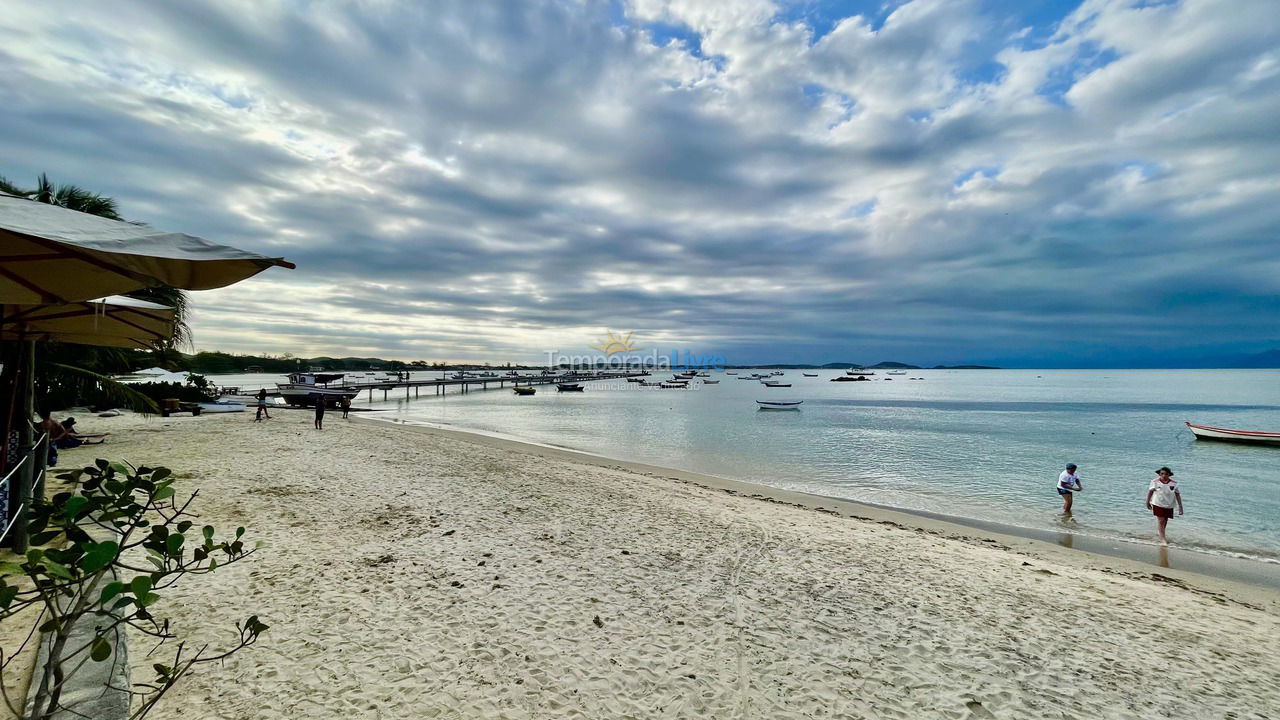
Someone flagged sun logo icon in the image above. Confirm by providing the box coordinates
[590,330,639,355]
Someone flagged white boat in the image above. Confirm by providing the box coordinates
[846,369,876,376]
[726,371,738,375]
[803,372,818,377]
[1186,422,1280,446]
[277,373,361,406]
[886,370,908,375]
[197,401,245,413]
[762,381,792,387]
[757,400,802,409]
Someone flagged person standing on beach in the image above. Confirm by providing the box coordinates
[313,394,325,430]
[255,388,271,422]
[340,395,351,419]
[1146,467,1183,545]
[1056,463,1082,514]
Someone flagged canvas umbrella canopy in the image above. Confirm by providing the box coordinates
[1,295,175,349]
[0,192,295,303]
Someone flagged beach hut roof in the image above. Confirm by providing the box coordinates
[0,296,175,349]
[0,192,294,304]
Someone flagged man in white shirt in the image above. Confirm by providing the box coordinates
[1056,463,1082,514]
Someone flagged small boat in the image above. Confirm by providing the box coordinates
[277,373,362,406]
[830,375,871,382]
[803,373,818,377]
[1186,422,1280,446]
[660,382,689,389]
[197,401,245,413]
[846,369,876,376]
[726,371,738,375]
[886,370,908,375]
[513,386,536,396]
[626,377,645,383]
[757,400,803,409]
[556,383,584,392]
[738,376,756,380]
[763,382,792,388]
[703,379,720,384]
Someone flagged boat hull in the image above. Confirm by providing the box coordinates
[197,401,245,413]
[277,384,361,406]
[1186,422,1280,446]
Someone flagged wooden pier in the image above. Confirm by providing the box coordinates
[221,371,649,404]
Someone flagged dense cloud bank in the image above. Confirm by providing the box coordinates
[1,0,1277,365]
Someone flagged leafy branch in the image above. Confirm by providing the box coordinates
[0,461,267,720]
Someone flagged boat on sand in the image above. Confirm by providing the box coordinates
[1186,422,1280,446]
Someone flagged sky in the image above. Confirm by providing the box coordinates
[1,0,1278,367]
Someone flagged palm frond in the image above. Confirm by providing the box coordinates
[46,362,158,414]
[0,174,32,197]
[125,286,192,350]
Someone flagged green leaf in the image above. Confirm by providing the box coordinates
[176,521,192,533]
[99,581,125,605]
[236,527,245,538]
[109,462,130,475]
[25,549,44,564]
[138,592,160,607]
[62,495,89,518]
[0,562,25,577]
[0,585,18,609]
[90,636,112,662]
[43,559,73,580]
[154,486,175,501]
[79,541,119,573]
[130,576,152,597]
[151,467,172,481]
[165,534,185,555]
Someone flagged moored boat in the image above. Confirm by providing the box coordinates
[1186,422,1280,446]
[762,381,792,387]
[703,379,720,384]
[803,372,818,377]
[513,386,536,395]
[556,383,584,392]
[757,400,802,409]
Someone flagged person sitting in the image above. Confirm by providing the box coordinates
[56,416,108,448]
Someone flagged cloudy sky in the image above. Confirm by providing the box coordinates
[2,0,1277,366]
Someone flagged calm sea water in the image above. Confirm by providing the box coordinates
[210,369,1280,564]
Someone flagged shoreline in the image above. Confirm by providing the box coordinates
[364,416,1280,600]
[35,409,1280,717]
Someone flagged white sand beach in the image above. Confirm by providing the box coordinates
[29,410,1280,719]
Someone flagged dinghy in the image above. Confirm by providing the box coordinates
[757,400,802,410]
[1186,422,1280,446]
[197,401,245,413]
[513,386,536,395]
[556,383,584,392]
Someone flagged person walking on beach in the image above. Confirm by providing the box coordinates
[313,394,325,430]
[340,395,351,419]
[1146,467,1183,545]
[1056,463,1082,514]
[255,388,271,422]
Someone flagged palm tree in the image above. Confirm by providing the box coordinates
[2,171,194,411]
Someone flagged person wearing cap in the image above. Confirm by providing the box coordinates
[1056,463,1082,514]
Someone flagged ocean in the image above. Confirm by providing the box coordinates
[209,369,1280,567]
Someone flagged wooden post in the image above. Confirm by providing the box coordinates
[10,339,36,552]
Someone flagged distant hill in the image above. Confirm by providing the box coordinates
[866,361,920,369]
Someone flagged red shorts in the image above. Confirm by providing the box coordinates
[1152,505,1174,519]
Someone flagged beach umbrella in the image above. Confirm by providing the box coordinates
[0,192,295,304]
[0,192,295,550]
[1,295,175,349]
